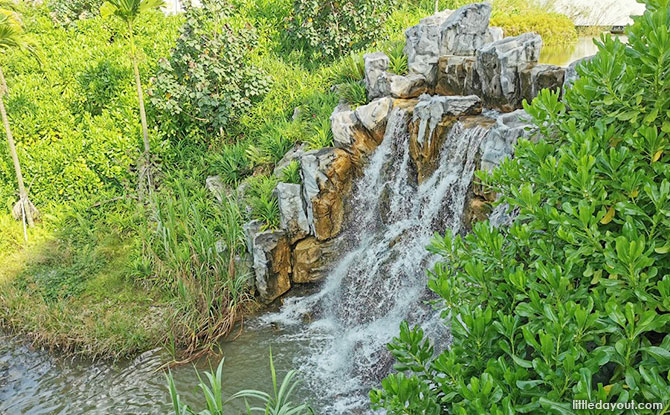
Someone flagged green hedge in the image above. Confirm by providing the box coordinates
[372,0,670,413]
[492,11,577,46]
[0,4,180,206]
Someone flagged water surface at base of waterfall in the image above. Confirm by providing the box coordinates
[0,326,304,414]
[2,110,498,414]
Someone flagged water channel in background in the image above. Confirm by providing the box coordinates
[540,34,627,66]
[1,34,620,415]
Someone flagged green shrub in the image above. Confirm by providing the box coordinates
[150,0,270,140]
[77,59,130,116]
[279,160,301,184]
[372,0,670,413]
[491,11,577,46]
[285,0,395,59]
[337,81,368,108]
[47,0,104,26]
[0,4,179,206]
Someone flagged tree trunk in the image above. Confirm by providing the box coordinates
[0,65,33,228]
[129,28,150,158]
[129,24,153,201]
[435,0,439,14]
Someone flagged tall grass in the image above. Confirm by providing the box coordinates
[279,161,302,185]
[209,143,251,185]
[232,351,313,415]
[140,175,253,359]
[245,175,280,230]
[387,41,408,75]
[337,81,368,109]
[303,118,333,151]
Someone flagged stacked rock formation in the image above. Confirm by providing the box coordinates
[243,2,585,303]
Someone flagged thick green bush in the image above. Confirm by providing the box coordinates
[492,11,577,46]
[0,4,179,206]
[285,0,395,59]
[47,0,104,26]
[150,0,270,140]
[371,0,670,413]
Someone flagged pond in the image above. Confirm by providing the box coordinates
[540,35,627,67]
[0,315,313,414]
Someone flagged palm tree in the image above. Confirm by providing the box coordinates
[101,0,165,200]
[0,10,40,237]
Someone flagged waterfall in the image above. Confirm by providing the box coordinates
[263,107,497,413]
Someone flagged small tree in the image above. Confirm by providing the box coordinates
[286,0,394,59]
[100,0,164,200]
[0,11,40,238]
[150,0,269,140]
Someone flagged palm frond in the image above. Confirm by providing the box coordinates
[0,12,42,64]
[101,0,165,24]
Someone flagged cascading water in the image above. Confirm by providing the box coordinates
[263,107,497,413]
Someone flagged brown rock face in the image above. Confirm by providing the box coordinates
[292,237,335,283]
[435,55,480,96]
[269,236,292,295]
[463,195,491,230]
[302,148,353,241]
[519,64,565,105]
[347,124,385,169]
[252,230,292,304]
[409,117,456,183]
[393,98,420,112]
[332,98,393,169]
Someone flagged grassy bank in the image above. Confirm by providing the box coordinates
[0,204,168,359]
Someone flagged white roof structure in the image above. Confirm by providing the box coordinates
[547,0,646,26]
[162,0,202,15]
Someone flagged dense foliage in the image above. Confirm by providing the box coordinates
[371,0,670,413]
[151,0,270,139]
[47,0,104,26]
[492,11,577,45]
[286,0,395,59]
[0,4,179,206]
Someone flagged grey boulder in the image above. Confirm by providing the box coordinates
[439,3,492,56]
[364,52,390,99]
[476,33,543,111]
[273,182,310,243]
